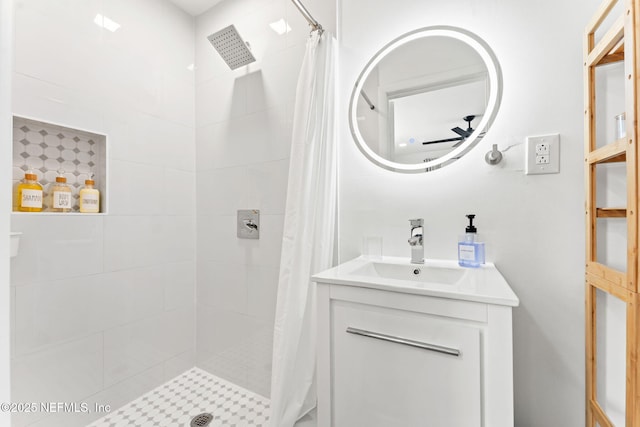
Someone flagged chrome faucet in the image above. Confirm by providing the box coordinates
[408,218,424,264]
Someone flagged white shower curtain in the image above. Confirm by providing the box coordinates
[269,30,337,427]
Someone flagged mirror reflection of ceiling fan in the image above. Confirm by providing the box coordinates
[422,115,480,147]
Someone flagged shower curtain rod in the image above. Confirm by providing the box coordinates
[291,0,323,33]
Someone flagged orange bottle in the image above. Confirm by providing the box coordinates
[14,171,43,212]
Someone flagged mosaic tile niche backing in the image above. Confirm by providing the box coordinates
[12,116,107,213]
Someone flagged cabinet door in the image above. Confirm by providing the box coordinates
[332,301,482,427]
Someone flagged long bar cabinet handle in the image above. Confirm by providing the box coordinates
[346,327,461,357]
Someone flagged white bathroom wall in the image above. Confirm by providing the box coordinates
[194,0,335,397]
[0,0,13,425]
[10,1,196,426]
[338,0,599,425]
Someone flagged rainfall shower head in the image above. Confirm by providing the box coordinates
[207,25,256,70]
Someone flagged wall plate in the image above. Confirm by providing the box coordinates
[237,209,260,239]
[525,133,560,175]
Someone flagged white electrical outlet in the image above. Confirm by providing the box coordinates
[535,155,549,164]
[535,143,549,155]
[525,134,560,175]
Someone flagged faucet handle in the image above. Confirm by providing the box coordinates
[409,218,423,227]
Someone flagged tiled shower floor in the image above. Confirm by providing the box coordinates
[88,368,270,427]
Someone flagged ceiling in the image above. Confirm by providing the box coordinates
[167,0,224,16]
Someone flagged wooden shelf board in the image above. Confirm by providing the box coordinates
[596,207,627,218]
[586,263,633,302]
[587,14,625,67]
[586,262,625,285]
[587,139,627,164]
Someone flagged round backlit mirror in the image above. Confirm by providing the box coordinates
[349,26,502,173]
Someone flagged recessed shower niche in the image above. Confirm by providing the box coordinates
[11,116,107,214]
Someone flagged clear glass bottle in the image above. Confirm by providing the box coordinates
[14,170,43,212]
[79,176,100,213]
[47,171,72,213]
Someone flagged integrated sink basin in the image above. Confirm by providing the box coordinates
[312,256,519,306]
[350,261,465,285]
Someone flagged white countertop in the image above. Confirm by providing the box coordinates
[312,256,519,307]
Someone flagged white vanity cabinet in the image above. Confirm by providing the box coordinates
[313,256,518,427]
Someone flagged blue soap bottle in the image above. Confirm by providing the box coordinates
[458,214,485,268]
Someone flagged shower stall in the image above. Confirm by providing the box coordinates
[4,0,333,426]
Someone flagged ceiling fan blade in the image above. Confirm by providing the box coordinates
[451,127,471,138]
[422,136,464,145]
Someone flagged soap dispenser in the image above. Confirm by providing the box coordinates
[458,214,485,268]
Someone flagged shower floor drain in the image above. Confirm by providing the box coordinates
[190,413,214,427]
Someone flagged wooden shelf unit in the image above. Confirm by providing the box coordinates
[585,0,640,426]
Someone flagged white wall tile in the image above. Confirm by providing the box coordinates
[10,287,15,360]
[11,74,105,138]
[104,108,195,172]
[163,260,196,311]
[196,304,262,387]
[196,74,248,126]
[14,0,103,94]
[246,320,274,398]
[246,159,289,215]
[103,308,193,387]
[11,334,103,427]
[108,159,165,215]
[162,215,196,263]
[244,44,304,115]
[164,169,196,216]
[197,261,248,313]
[95,267,166,331]
[26,364,166,427]
[195,106,290,170]
[247,265,280,323]
[103,216,166,272]
[14,267,166,357]
[14,275,99,356]
[196,214,246,264]
[10,214,104,285]
[163,350,196,381]
[103,215,194,271]
[196,167,248,215]
[160,71,196,127]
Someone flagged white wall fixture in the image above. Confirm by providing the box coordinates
[9,232,21,258]
[237,209,260,239]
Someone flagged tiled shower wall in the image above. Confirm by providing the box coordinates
[10,1,196,426]
[194,0,335,397]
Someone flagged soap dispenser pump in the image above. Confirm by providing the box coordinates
[458,214,485,268]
